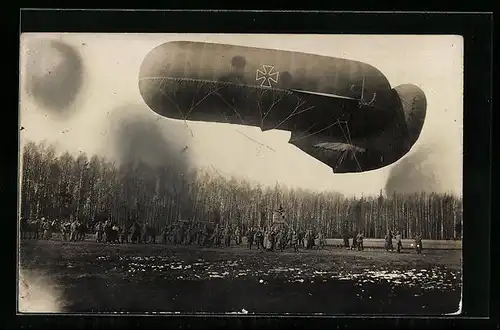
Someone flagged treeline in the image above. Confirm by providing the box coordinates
[20,141,463,240]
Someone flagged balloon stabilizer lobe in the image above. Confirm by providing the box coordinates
[138,41,427,173]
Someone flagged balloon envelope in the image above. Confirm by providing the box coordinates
[138,41,427,173]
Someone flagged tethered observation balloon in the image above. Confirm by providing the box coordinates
[138,41,427,173]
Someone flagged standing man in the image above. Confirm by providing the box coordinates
[279,228,287,251]
[211,224,221,247]
[298,229,305,249]
[31,218,40,240]
[454,222,462,241]
[291,229,298,252]
[171,224,179,245]
[388,230,394,251]
[130,221,141,244]
[51,218,58,239]
[270,227,278,251]
[234,226,241,246]
[223,225,231,247]
[414,233,423,254]
[78,221,87,241]
[385,230,393,251]
[200,224,209,246]
[317,230,326,250]
[254,228,264,250]
[184,224,192,245]
[61,220,70,241]
[178,223,186,245]
[42,218,51,240]
[343,230,350,249]
[304,229,311,249]
[20,217,29,240]
[120,223,129,244]
[351,231,358,251]
[307,228,315,249]
[264,228,272,251]
[193,223,201,245]
[70,217,78,241]
[95,221,102,243]
[356,232,364,251]
[246,227,255,249]
[160,223,169,244]
[396,231,403,253]
[141,223,148,244]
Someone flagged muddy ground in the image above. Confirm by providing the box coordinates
[18,239,462,315]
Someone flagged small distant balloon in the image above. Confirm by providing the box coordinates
[23,39,84,117]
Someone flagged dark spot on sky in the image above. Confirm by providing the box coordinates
[231,56,246,70]
[280,71,293,88]
[24,40,84,118]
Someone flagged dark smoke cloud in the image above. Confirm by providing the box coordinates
[385,144,456,195]
[109,104,193,174]
[24,39,84,117]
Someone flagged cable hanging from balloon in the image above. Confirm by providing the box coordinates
[335,119,363,172]
[155,76,365,175]
[357,74,377,108]
[156,78,194,137]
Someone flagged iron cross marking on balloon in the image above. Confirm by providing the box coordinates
[256,65,279,88]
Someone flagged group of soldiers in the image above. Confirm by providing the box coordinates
[245,226,327,252]
[383,230,423,254]
[21,213,327,254]
[20,216,87,241]
[20,212,424,254]
[155,219,328,253]
[339,230,423,253]
[158,221,248,248]
[341,232,366,251]
[92,220,156,244]
[20,216,157,244]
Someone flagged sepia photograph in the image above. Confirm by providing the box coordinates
[18,33,463,315]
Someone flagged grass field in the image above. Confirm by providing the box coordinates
[18,239,462,315]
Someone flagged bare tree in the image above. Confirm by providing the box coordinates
[19,140,463,240]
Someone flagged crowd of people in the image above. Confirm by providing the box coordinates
[20,212,424,254]
[157,221,327,252]
[20,217,87,241]
[382,230,423,254]
[20,216,156,244]
[20,214,329,252]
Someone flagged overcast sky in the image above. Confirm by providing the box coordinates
[19,33,463,197]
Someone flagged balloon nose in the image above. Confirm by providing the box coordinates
[138,76,185,120]
[138,42,186,120]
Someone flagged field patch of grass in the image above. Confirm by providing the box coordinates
[19,240,462,315]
